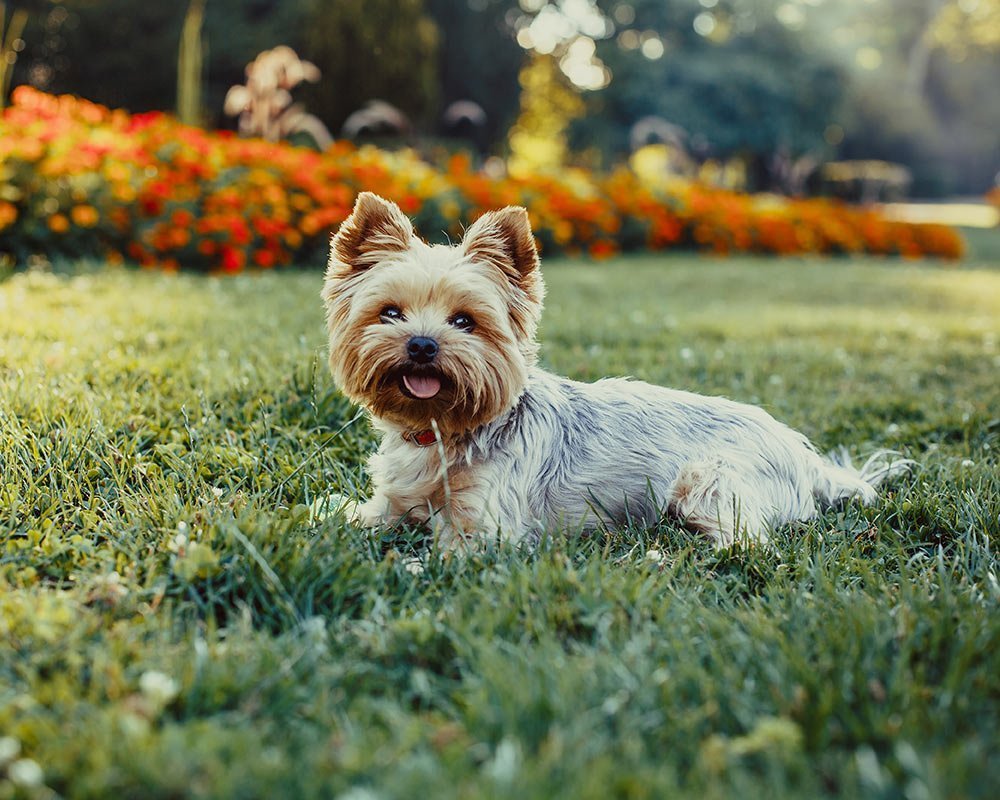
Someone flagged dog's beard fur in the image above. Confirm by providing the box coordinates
[323,192,545,436]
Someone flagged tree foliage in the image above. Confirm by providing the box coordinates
[517,0,998,193]
[6,0,998,195]
[424,0,525,148]
[17,0,181,112]
[508,52,583,176]
[299,0,439,133]
[807,0,1000,193]
[13,0,304,123]
[562,0,846,188]
[931,0,1000,54]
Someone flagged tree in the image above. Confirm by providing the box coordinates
[424,0,525,149]
[930,0,1000,55]
[177,0,206,125]
[562,0,847,187]
[508,52,583,175]
[16,0,182,112]
[1,2,30,108]
[511,0,997,194]
[807,0,1000,193]
[299,0,439,134]
[201,0,306,125]
[12,0,307,124]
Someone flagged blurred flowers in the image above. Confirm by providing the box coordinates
[138,670,180,710]
[0,87,964,272]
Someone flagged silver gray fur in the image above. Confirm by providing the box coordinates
[361,366,908,548]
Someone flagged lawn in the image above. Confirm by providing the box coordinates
[1,254,998,799]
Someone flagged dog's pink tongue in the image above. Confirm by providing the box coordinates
[403,374,441,399]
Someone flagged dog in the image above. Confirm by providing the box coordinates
[322,192,907,552]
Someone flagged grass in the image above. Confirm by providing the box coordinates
[1,253,999,799]
[959,224,1000,264]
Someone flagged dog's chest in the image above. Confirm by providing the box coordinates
[372,439,479,521]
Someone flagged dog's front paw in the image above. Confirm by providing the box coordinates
[308,493,350,524]
[431,518,494,556]
[307,494,386,527]
[352,498,393,528]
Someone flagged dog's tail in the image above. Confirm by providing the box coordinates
[813,448,914,508]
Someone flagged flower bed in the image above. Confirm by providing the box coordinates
[0,88,964,272]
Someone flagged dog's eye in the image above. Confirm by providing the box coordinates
[379,306,404,323]
[450,313,475,331]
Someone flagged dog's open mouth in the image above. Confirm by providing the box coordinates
[398,369,445,400]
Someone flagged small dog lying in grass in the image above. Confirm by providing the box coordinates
[322,192,907,552]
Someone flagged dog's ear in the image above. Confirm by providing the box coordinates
[462,206,545,345]
[329,192,413,273]
[462,206,540,287]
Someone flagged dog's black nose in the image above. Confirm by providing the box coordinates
[406,336,439,364]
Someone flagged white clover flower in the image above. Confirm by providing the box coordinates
[404,558,425,576]
[0,736,20,766]
[301,616,329,654]
[139,670,180,708]
[484,737,521,783]
[308,493,350,524]
[645,549,664,564]
[86,571,129,606]
[168,526,189,554]
[336,788,382,800]
[8,758,44,788]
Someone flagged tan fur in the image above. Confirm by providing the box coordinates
[323,193,542,438]
[462,206,545,351]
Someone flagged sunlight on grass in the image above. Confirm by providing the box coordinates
[881,202,999,228]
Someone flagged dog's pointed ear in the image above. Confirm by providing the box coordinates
[328,192,413,274]
[462,206,540,287]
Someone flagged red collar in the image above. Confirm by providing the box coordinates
[402,429,438,447]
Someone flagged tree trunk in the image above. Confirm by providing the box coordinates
[905,0,948,98]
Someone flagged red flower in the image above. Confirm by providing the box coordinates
[253,248,277,268]
[220,246,245,273]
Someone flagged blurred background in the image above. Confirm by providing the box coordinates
[5,0,999,200]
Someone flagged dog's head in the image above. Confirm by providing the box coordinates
[322,192,545,435]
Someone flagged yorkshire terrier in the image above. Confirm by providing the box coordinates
[322,192,907,552]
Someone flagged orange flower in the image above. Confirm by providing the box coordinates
[0,88,967,270]
[48,213,70,233]
[168,227,191,248]
[71,204,99,228]
[589,240,618,260]
[0,201,17,229]
[171,208,195,227]
[109,207,131,231]
[300,213,321,236]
